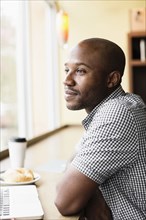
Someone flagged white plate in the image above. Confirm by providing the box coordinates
[0,171,40,186]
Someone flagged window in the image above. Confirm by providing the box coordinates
[1,1,19,150]
[0,0,60,151]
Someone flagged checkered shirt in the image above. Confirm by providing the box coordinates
[72,86,146,220]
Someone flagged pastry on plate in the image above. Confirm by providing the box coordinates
[1,168,34,183]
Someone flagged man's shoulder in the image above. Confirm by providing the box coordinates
[102,92,146,113]
[94,92,146,124]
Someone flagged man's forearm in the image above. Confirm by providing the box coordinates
[79,188,113,220]
[58,152,112,219]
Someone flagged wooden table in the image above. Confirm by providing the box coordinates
[0,126,83,219]
[0,167,79,219]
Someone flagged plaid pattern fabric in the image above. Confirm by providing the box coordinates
[72,86,146,220]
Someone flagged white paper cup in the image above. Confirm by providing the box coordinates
[8,137,27,168]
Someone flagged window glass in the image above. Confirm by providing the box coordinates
[0,0,60,151]
[29,0,60,136]
[1,1,19,150]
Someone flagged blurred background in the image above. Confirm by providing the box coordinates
[1,0,146,150]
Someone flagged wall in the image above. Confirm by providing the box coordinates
[58,0,145,125]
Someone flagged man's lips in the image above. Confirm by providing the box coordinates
[64,89,79,100]
[65,89,78,95]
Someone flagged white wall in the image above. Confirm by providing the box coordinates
[58,0,145,125]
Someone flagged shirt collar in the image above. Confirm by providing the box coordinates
[82,85,126,130]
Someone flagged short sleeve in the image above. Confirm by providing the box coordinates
[72,102,139,184]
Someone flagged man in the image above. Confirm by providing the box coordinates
[54,38,146,220]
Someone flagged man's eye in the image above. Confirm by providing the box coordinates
[76,69,86,74]
[64,68,69,73]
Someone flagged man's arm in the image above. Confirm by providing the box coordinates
[55,164,112,219]
[79,189,113,220]
[55,164,98,216]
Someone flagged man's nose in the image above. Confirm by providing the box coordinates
[63,72,75,86]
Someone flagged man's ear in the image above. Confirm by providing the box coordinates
[107,71,121,88]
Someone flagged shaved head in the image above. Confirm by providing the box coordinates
[77,38,126,77]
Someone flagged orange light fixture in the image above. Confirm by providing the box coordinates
[56,10,69,47]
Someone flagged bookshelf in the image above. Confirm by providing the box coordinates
[128,32,146,103]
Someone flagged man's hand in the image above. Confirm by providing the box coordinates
[79,188,113,220]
